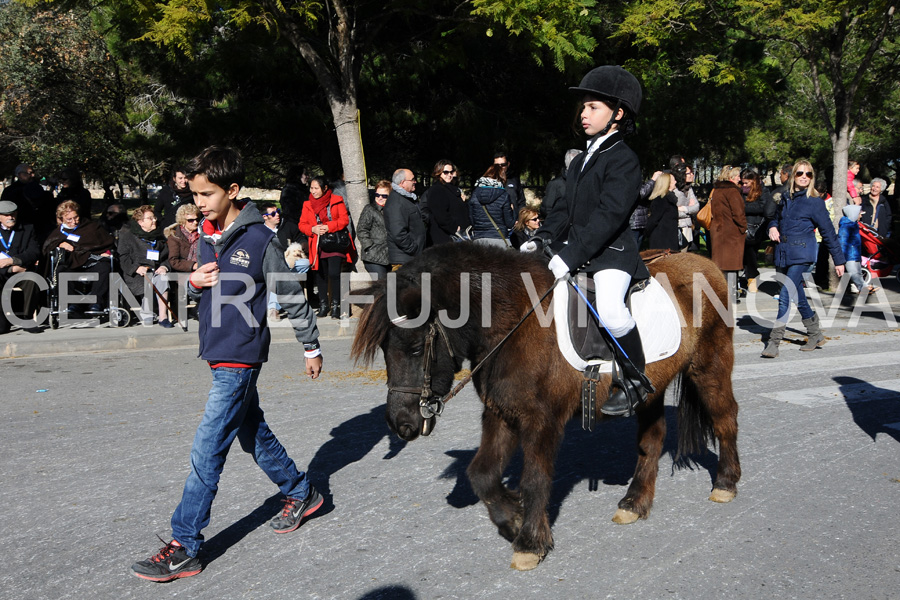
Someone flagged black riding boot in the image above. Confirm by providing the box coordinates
[602,327,653,417]
[330,301,341,319]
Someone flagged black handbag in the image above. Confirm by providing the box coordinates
[317,204,351,252]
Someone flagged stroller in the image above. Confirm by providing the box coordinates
[858,221,900,285]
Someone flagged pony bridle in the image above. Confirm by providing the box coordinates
[387,320,455,421]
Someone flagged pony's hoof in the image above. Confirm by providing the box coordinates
[612,508,640,524]
[510,552,543,571]
[709,488,736,503]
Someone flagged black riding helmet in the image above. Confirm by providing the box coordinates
[570,65,642,135]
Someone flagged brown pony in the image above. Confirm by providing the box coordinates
[351,243,740,571]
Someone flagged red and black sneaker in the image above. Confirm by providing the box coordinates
[270,486,324,533]
[131,537,202,582]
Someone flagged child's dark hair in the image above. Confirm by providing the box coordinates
[186,146,245,189]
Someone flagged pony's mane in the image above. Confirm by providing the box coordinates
[350,244,547,367]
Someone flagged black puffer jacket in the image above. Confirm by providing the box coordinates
[468,178,515,241]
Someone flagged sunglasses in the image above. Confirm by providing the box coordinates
[263,209,281,217]
[442,169,456,175]
[527,217,540,222]
[374,193,388,198]
[796,171,814,178]
[185,218,199,223]
[495,162,508,168]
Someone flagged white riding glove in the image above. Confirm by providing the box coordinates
[548,255,570,280]
[520,240,538,253]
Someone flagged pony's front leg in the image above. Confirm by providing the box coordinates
[467,408,522,543]
[509,423,562,571]
[614,394,666,524]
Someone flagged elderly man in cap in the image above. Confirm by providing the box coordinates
[0,200,41,334]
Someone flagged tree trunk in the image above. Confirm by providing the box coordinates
[329,98,368,231]
[827,122,853,290]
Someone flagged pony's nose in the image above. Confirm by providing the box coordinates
[396,421,419,441]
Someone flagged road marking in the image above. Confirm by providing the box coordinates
[733,350,900,381]
[759,379,900,407]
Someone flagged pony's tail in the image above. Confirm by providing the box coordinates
[675,374,715,459]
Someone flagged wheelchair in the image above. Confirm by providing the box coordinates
[46,248,133,329]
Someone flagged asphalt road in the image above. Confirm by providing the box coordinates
[2,310,900,599]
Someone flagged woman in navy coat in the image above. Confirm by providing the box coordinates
[761,160,845,358]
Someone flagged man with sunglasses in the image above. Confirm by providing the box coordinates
[493,151,526,213]
[260,202,303,249]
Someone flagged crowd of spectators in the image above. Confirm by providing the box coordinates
[0,154,896,337]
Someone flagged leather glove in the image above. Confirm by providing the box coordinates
[548,254,570,280]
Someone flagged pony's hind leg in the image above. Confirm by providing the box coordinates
[467,408,523,543]
[613,392,666,524]
[685,348,741,503]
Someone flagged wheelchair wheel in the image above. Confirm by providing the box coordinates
[861,268,872,286]
[109,307,131,328]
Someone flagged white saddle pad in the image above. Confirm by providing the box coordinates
[554,276,681,372]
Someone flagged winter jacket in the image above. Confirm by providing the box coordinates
[299,191,357,270]
[743,189,777,242]
[838,217,861,263]
[356,202,389,266]
[709,181,747,271]
[770,190,845,268]
[426,182,470,245]
[117,221,171,297]
[383,189,427,264]
[189,200,319,364]
[538,131,648,278]
[645,191,680,252]
[0,222,41,276]
[468,178,515,243]
[165,224,199,273]
[154,185,194,229]
[860,195,892,238]
[542,174,566,218]
[674,187,699,229]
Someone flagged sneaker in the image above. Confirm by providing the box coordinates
[270,487,324,534]
[131,538,202,582]
[158,319,174,328]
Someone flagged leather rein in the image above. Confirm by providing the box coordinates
[388,281,556,420]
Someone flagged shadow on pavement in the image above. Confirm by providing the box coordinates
[356,585,417,599]
[437,406,722,526]
[835,375,900,444]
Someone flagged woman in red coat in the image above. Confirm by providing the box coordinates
[709,166,747,304]
[299,176,357,318]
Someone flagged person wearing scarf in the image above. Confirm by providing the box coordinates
[298,176,357,318]
[42,199,115,314]
[118,205,174,327]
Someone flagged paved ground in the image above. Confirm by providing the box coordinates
[2,267,899,599]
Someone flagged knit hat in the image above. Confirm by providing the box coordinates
[842,204,862,221]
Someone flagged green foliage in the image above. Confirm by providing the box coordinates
[471,0,601,69]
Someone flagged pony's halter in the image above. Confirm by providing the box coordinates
[387,320,455,419]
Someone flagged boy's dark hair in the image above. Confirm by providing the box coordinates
[260,201,278,211]
[186,146,245,189]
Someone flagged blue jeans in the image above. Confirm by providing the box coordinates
[776,263,815,322]
[171,366,309,556]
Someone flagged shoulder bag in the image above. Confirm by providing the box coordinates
[317,203,351,252]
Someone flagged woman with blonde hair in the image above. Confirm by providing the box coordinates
[709,166,746,302]
[644,172,680,252]
[510,207,541,248]
[761,160,845,358]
